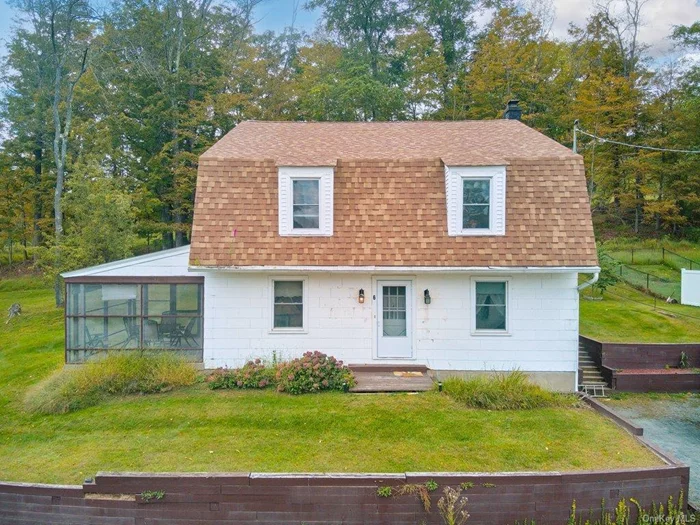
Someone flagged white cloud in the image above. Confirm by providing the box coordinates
[548,0,700,58]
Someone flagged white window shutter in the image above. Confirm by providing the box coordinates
[320,170,334,236]
[492,169,506,235]
[445,167,460,236]
[278,172,292,236]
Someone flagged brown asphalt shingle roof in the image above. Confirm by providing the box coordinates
[191,121,598,268]
[201,120,578,166]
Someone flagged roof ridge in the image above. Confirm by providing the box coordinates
[238,119,522,124]
[202,119,575,164]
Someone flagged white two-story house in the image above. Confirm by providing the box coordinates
[62,114,599,391]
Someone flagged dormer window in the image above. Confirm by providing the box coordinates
[462,179,491,229]
[293,179,320,229]
[445,165,506,236]
[279,167,334,236]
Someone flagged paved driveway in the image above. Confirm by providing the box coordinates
[605,395,699,505]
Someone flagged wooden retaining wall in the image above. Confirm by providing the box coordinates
[602,343,700,370]
[613,371,700,393]
[579,336,700,392]
[0,467,690,525]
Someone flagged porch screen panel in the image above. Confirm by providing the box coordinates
[65,281,203,363]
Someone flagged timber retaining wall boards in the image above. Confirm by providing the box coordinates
[613,371,700,393]
[602,343,700,370]
[579,336,700,392]
[0,467,690,525]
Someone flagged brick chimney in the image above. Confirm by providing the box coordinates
[504,99,522,120]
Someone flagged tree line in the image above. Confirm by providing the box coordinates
[0,0,698,287]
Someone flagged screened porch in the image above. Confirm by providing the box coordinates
[64,277,204,363]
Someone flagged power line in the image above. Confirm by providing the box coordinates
[573,123,700,154]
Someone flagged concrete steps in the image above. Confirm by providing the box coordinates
[578,344,607,397]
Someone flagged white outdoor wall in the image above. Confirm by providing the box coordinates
[681,269,700,307]
[203,272,579,377]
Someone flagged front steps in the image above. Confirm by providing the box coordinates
[578,344,608,397]
[349,365,434,393]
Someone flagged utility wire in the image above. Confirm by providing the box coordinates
[576,128,700,154]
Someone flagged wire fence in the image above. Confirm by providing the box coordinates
[617,264,681,299]
[601,253,682,299]
[608,247,699,270]
[662,248,699,271]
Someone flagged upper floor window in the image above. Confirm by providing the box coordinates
[445,166,506,236]
[293,179,320,229]
[279,167,334,236]
[462,179,491,229]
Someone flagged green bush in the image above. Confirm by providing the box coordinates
[275,351,355,394]
[25,352,198,414]
[207,359,275,389]
[440,371,576,410]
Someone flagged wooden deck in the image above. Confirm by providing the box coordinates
[348,364,434,393]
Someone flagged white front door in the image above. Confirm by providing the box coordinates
[376,280,413,358]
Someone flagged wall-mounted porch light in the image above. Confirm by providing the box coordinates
[424,289,431,305]
[358,288,365,304]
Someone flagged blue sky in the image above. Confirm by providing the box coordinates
[0,0,321,59]
[254,0,321,33]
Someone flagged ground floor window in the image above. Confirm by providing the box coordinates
[65,278,203,363]
[272,279,304,330]
[474,280,507,331]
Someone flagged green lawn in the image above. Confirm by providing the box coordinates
[0,276,662,484]
[604,238,700,266]
[580,282,700,343]
[630,264,680,281]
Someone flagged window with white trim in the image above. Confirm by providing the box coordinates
[272,279,305,330]
[292,179,320,229]
[474,281,507,332]
[279,167,333,236]
[445,166,506,236]
[462,178,491,229]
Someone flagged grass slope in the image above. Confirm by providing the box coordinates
[580,282,700,343]
[0,277,660,484]
[603,238,700,264]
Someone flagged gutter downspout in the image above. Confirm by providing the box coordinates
[577,272,599,292]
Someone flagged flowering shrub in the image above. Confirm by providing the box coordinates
[207,359,275,390]
[275,351,355,394]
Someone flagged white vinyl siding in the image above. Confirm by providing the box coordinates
[445,165,506,236]
[279,167,334,236]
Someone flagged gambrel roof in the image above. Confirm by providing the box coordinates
[190,121,598,269]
